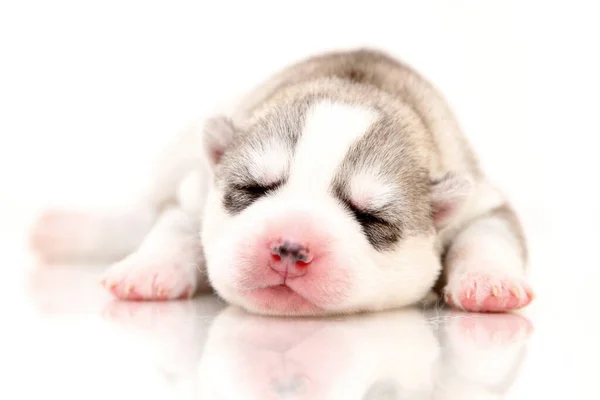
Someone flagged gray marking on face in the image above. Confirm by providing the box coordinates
[216,88,434,253]
[219,97,315,214]
[332,115,433,251]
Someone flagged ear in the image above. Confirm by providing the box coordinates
[430,172,473,230]
[203,115,237,168]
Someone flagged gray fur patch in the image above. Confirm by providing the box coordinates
[332,115,433,250]
[218,88,435,252]
[212,48,495,254]
[218,97,313,214]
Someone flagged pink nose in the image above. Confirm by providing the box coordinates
[269,240,312,279]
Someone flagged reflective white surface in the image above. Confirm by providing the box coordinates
[2,1,600,399]
[10,266,535,400]
[3,218,599,400]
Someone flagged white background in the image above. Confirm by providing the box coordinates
[2,0,599,295]
[1,1,599,398]
[2,1,599,224]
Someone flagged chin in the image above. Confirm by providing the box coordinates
[228,284,386,317]
[240,285,325,317]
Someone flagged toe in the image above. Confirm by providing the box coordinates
[446,273,535,313]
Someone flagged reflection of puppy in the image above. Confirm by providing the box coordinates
[25,264,110,314]
[197,307,532,399]
[100,298,226,399]
[197,307,439,399]
[30,48,533,316]
[435,312,533,399]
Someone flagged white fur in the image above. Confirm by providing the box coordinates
[202,178,440,315]
[245,140,291,185]
[288,101,378,191]
[444,213,529,308]
[363,235,440,309]
[201,101,441,315]
[143,118,208,207]
[449,216,523,274]
[101,208,209,300]
[440,180,505,237]
[349,168,399,210]
[177,170,209,219]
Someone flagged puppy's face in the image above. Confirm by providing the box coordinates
[201,98,469,316]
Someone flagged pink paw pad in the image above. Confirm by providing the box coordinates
[100,276,195,301]
[445,272,535,312]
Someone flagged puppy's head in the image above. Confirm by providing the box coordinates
[200,95,471,316]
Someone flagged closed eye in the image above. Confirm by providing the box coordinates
[223,180,283,214]
[341,199,389,226]
[352,207,388,226]
[333,186,401,250]
[236,181,282,197]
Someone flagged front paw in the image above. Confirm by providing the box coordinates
[444,271,534,312]
[100,251,200,301]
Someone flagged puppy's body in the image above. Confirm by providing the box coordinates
[31,49,533,315]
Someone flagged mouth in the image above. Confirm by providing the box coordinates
[269,284,295,293]
[262,284,312,303]
[248,284,321,315]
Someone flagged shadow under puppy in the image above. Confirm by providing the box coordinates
[30,48,534,316]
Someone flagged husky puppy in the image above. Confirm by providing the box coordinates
[30,49,534,316]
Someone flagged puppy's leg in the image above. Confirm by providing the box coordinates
[101,207,209,301]
[30,120,208,264]
[443,204,534,312]
[30,206,157,264]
